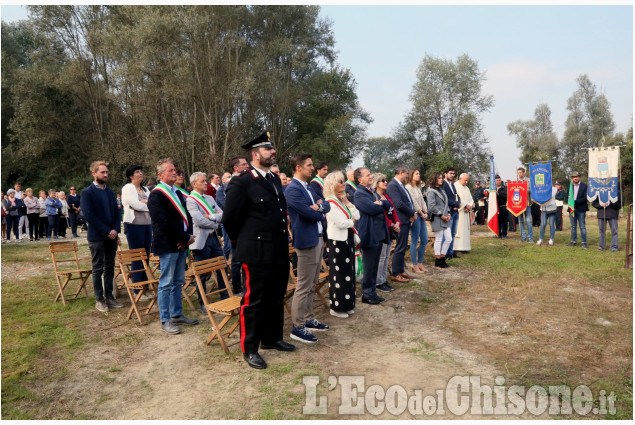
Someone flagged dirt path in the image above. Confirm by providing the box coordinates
[7,252,546,420]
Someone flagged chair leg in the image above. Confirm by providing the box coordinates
[126,286,144,324]
[207,314,232,354]
[55,274,70,305]
[182,284,196,312]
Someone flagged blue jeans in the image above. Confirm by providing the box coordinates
[569,211,587,244]
[539,211,556,241]
[191,234,228,306]
[6,215,19,240]
[47,215,59,238]
[410,216,429,265]
[124,223,152,284]
[518,210,534,241]
[157,250,187,323]
[442,211,459,255]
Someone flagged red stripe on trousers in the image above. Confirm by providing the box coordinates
[240,264,251,353]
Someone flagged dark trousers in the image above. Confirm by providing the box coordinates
[230,245,245,295]
[221,224,231,259]
[58,215,68,237]
[124,223,152,284]
[39,216,48,238]
[6,215,19,240]
[88,237,118,301]
[68,210,79,236]
[556,206,563,231]
[191,234,228,307]
[360,244,382,298]
[27,213,39,240]
[391,221,411,276]
[240,262,288,354]
[498,206,509,237]
[47,215,59,238]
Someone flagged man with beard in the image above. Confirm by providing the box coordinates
[81,161,123,312]
[222,131,295,369]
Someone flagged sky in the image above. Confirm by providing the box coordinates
[1,3,633,179]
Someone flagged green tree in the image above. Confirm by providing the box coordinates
[560,74,616,178]
[362,137,401,179]
[392,54,493,179]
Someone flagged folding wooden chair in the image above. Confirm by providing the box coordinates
[181,251,200,312]
[191,256,241,354]
[314,257,330,309]
[116,248,159,324]
[285,245,298,315]
[114,237,125,297]
[50,241,92,305]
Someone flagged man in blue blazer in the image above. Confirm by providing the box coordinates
[566,171,589,249]
[353,167,391,305]
[148,159,198,335]
[286,153,331,344]
[386,165,417,282]
[442,167,461,259]
[81,161,123,312]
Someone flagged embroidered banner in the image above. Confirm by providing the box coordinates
[506,180,528,217]
[529,162,552,205]
[588,146,619,204]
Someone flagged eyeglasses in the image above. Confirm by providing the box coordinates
[176,173,184,176]
[379,179,387,183]
[337,180,345,184]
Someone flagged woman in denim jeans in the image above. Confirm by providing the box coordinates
[536,186,557,246]
[405,169,428,273]
[45,189,63,240]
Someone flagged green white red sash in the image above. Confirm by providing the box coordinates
[175,186,190,198]
[327,197,358,236]
[189,191,215,215]
[346,180,357,190]
[311,176,324,190]
[153,183,188,229]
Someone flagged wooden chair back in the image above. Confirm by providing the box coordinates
[49,241,92,305]
[117,248,159,324]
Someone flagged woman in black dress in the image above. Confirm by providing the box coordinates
[324,170,360,319]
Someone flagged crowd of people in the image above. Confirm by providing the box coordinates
[2,132,623,370]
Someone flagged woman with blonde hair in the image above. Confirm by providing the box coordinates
[324,170,359,318]
[24,188,40,241]
[405,169,428,273]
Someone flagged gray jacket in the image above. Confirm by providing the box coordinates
[426,188,450,232]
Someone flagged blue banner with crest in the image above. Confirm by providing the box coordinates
[529,162,552,205]
[588,146,619,204]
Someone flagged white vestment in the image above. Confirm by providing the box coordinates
[454,182,475,251]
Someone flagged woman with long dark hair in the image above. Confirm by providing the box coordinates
[426,172,451,268]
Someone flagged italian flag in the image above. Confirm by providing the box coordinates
[487,155,499,236]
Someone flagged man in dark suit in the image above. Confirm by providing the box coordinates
[222,131,296,370]
[147,158,199,335]
[386,165,416,282]
[353,167,391,305]
[442,167,461,259]
[345,169,357,203]
[309,161,328,200]
[566,171,589,249]
[287,153,331,344]
[81,161,123,312]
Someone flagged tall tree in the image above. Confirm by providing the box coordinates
[390,54,493,178]
[560,74,616,177]
[507,103,560,180]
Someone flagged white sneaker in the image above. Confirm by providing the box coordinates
[548,239,554,246]
[330,309,349,318]
[536,239,543,245]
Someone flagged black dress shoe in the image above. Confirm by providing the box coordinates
[376,295,385,302]
[261,340,296,352]
[362,296,381,305]
[244,352,267,369]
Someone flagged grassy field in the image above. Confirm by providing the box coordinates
[1,215,632,419]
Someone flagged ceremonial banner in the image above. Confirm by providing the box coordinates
[588,146,619,204]
[487,155,499,236]
[506,180,528,217]
[529,162,553,205]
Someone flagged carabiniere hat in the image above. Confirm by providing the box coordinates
[241,131,274,150]
[570,171,582,177]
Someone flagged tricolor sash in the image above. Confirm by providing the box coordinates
[176,186,190,198]
[327,197,362,277]
[506,181,528,217]
[345,180,357,190]
[189,191,215,215]
[326,197,358,236]
[153,183,188,229]
[311,176,325,190]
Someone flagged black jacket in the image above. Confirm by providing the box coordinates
[592,188,622,220]
[147,186,193,256]
[221,165,289,265]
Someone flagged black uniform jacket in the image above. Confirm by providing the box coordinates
[221,165,289,265]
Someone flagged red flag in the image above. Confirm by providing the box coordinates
[506,180,528,217]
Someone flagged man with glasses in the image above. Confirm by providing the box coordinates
[67,186,81,237]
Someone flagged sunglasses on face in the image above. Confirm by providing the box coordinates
[379,179,387,183]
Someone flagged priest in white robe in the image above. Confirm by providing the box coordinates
[454,173,475,252]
